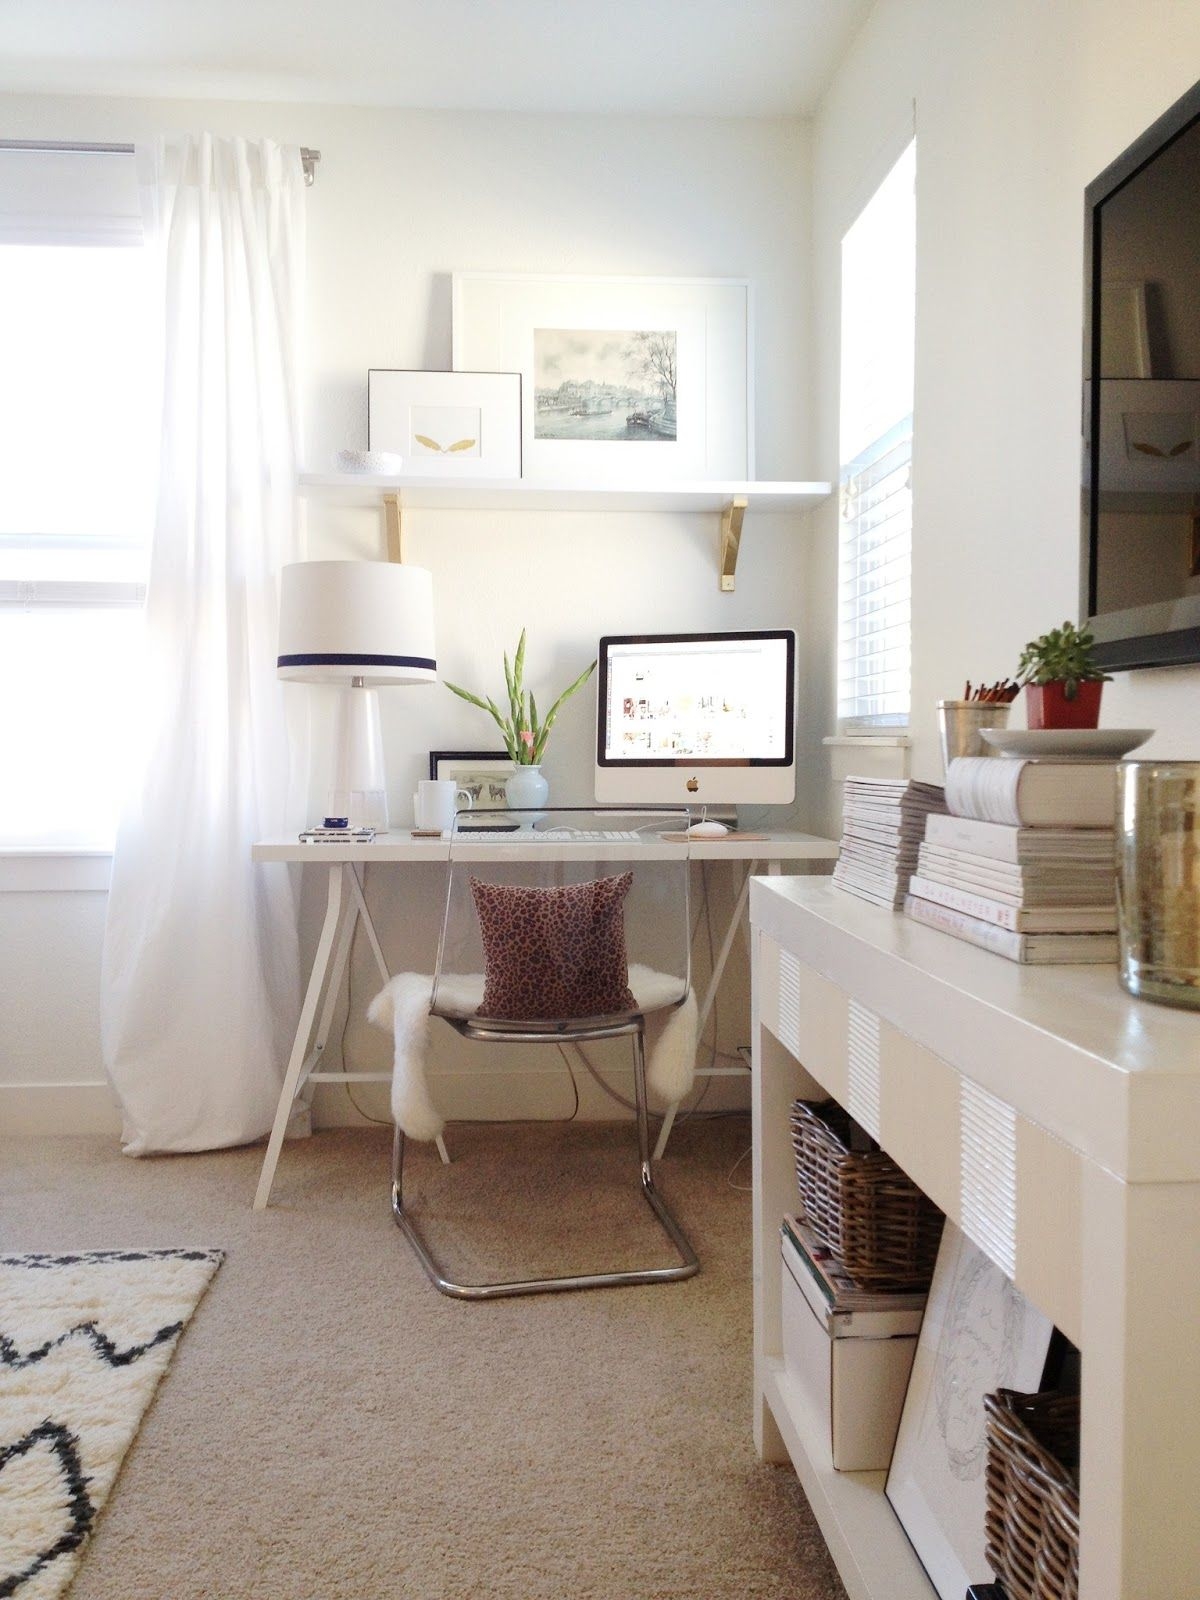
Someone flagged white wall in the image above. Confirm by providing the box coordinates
[0,93,816,1130]
[807,0,1200,837]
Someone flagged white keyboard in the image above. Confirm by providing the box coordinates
[452,828,644,844]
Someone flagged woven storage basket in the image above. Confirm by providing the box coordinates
[983,1388,1080,1600]
[788,1099,942,1290]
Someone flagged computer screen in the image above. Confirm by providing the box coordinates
[594,630,796,807]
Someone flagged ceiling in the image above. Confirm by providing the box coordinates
[0,0,870,116]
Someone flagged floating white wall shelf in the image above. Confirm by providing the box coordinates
[297,473,832,589]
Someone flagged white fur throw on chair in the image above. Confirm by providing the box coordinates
[367,966,698,1142]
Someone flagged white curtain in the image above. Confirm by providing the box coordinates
[101,135,307,1154]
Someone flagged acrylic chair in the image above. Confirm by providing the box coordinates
[390,806,700,1300]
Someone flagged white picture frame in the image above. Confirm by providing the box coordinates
[451,273,753,483]
[885,1222,1055,1600]
[368,369,522,478]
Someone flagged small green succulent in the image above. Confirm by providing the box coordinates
[1015,621,1112,701]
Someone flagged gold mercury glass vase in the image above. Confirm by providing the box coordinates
[1116,762,1200,1009]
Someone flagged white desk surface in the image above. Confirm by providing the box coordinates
[253,829,839,865]
[751,874,1200,1184]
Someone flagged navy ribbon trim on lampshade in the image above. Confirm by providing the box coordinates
[278,652,437,670]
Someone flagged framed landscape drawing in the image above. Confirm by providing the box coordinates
[368,370,522,478]
[885,1222,1054,1599]
[451,274,753,482]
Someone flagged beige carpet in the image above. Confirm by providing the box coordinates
[2,1118,846,1600]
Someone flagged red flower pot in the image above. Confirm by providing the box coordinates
[1024,680,1103,730]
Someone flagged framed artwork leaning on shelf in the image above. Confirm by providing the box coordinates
[368,369,522,478]
[451,273,753,483]
[885,1222,1055,1600]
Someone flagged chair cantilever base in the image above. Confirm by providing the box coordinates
[390,1020,699,1300]
[391,1164,699,1300]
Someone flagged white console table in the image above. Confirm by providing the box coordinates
[750,876,1200,1600]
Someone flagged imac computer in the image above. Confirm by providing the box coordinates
[594,630,796,808]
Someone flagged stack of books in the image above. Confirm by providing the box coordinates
[832,777,947,909]
[904,757,1118,964]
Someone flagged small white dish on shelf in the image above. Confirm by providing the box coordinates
[335,449,405,475]
[980,727,1154,760]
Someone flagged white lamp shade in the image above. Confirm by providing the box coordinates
[277,560,436,686]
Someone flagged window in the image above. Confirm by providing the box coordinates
[0,153,154,847]
[837,140,915,730]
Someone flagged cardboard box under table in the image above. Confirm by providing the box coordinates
[780,1217,924,1472]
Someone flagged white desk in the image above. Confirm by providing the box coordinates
[251,829,837,1208]
[750,876,1200,1600]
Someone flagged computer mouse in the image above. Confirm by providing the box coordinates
[687,820,730,838]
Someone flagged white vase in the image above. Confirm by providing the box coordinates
[505,764,549,813]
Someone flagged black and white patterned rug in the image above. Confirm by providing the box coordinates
[0,1247,223,1599]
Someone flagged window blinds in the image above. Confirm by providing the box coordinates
[0,148,141,245]
[838,417,912,726]
[837,140,915,730]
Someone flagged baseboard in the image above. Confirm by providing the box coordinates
[1,1081,122,1136]
[2,1069,749,1138]
[311,1061,750,1128]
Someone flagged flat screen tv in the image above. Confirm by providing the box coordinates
[594,630,795,807]
[1082,75,1200,669]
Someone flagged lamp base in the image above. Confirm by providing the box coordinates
[329,684,389,831]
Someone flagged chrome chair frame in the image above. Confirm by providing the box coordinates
[391,1012,699,1299]
[391,804,699,1299]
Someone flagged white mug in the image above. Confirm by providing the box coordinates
[413,778,473,831]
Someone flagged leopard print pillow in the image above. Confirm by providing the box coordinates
[471,873,637,1022]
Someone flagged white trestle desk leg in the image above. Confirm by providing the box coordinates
[254,863,347,1210]
[652,1103,680,1164]
[652,858,764,1163]
[343,862,451,1166]
[346,863,389,985]
[290,870,360,1138]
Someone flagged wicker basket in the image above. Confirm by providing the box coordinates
[984,1388,1080,1600]
[788,1099,942,1290]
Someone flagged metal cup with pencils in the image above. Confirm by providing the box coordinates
[937,680,1020,775]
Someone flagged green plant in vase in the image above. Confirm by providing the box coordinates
[1015,620,1112,729]
[444,630,596,808]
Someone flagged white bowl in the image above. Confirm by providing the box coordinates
[335,449,404,475]
[980,727,1154,760]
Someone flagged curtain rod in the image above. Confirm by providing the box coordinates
[0,138,321,186]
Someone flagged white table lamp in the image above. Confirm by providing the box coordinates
[278,559,436,830]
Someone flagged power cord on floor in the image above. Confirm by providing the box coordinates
[726,1145,753,1191]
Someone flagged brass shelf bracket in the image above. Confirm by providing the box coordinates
[719,497,748,592]
[384,493,403,563]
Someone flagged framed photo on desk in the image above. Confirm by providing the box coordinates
[429,750,514,811]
